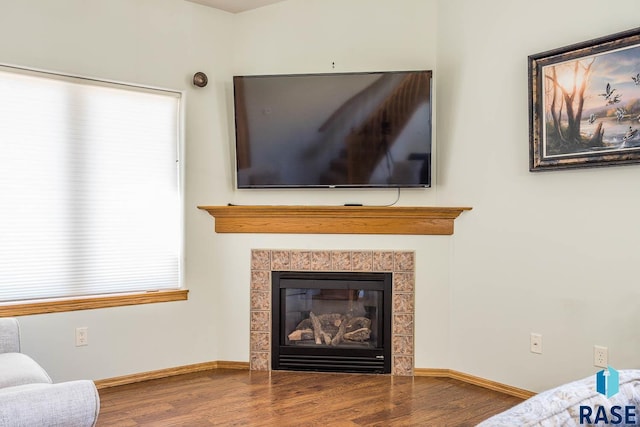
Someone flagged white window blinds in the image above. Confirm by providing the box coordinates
[0,66,181,302]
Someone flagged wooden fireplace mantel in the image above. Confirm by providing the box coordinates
[197,205,471,235]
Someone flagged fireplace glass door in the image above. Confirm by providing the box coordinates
[272,271,391,374]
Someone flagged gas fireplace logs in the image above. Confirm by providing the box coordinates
[288,312,372,346]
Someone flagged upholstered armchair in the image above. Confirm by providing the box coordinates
[0,317,100,427]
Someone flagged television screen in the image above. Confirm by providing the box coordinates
[233,70,432,188]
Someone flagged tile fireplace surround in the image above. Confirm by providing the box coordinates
[250,249,415,376]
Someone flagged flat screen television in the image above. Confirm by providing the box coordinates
[233,70,432,188]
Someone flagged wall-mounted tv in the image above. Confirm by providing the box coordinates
[233,70,432,188]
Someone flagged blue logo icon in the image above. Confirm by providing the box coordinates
[596,366,619,398]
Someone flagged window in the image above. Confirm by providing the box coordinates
[0,65,183,311]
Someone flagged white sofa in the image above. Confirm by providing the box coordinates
[478,370,640,426]
[0,318,100,427]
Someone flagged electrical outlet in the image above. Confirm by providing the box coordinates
[75,327,88,347]
[530,333,542,354]
[594,345,608,368]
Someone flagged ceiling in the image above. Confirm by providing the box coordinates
[185,0,287,13]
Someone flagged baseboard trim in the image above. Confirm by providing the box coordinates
[95,362,535,400]
[414,368,535,400]
[94,361,249,390]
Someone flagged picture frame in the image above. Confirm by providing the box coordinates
[529,27,640,171]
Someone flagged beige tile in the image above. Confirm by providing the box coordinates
[392,335,414,355]
[250,291,271,311]
[373,251,394,271]
[393,314,414,336]
[271,250,291,270]
[250,352,270,371]
[352,251,373,271]
[251,250,271,270]
[250,270,270,291]
[290,251,311,270]
[393,293,415,314]
[250,332,270,351]
[392,356,413,376]
[250,311,270,332]
[393,272,415,293]
[310,251,332,271]
[331,251,352,270]
[394,251,415,272]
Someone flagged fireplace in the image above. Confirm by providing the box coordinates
[272,271,392,374]
[250,249,415,376]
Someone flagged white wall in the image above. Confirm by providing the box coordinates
[0,0,233,381]
[218,0,449,368]
[437,0,640,391]
[231,0,640,393]
[4,0,640,394]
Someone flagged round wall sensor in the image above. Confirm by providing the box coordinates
[193,72,208,88]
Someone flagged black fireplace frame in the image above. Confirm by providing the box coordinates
[271,271,392,374]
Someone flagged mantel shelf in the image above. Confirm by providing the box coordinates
[197,205,472,235]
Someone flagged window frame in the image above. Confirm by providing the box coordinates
[0,64,187,315]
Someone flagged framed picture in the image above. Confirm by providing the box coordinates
[529,27,640,171]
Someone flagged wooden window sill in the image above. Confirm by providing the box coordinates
[0,289,188,317]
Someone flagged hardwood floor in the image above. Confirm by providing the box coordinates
[97,369,523,426]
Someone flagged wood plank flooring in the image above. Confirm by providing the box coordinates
[97,369,523,426]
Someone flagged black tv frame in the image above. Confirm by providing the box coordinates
[232,70,433,189]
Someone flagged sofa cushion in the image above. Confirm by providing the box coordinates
[0,381,100,427]
[0,353,51,388]
[0,318,20,353]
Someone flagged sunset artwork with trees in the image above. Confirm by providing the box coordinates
[542,45,640,157]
